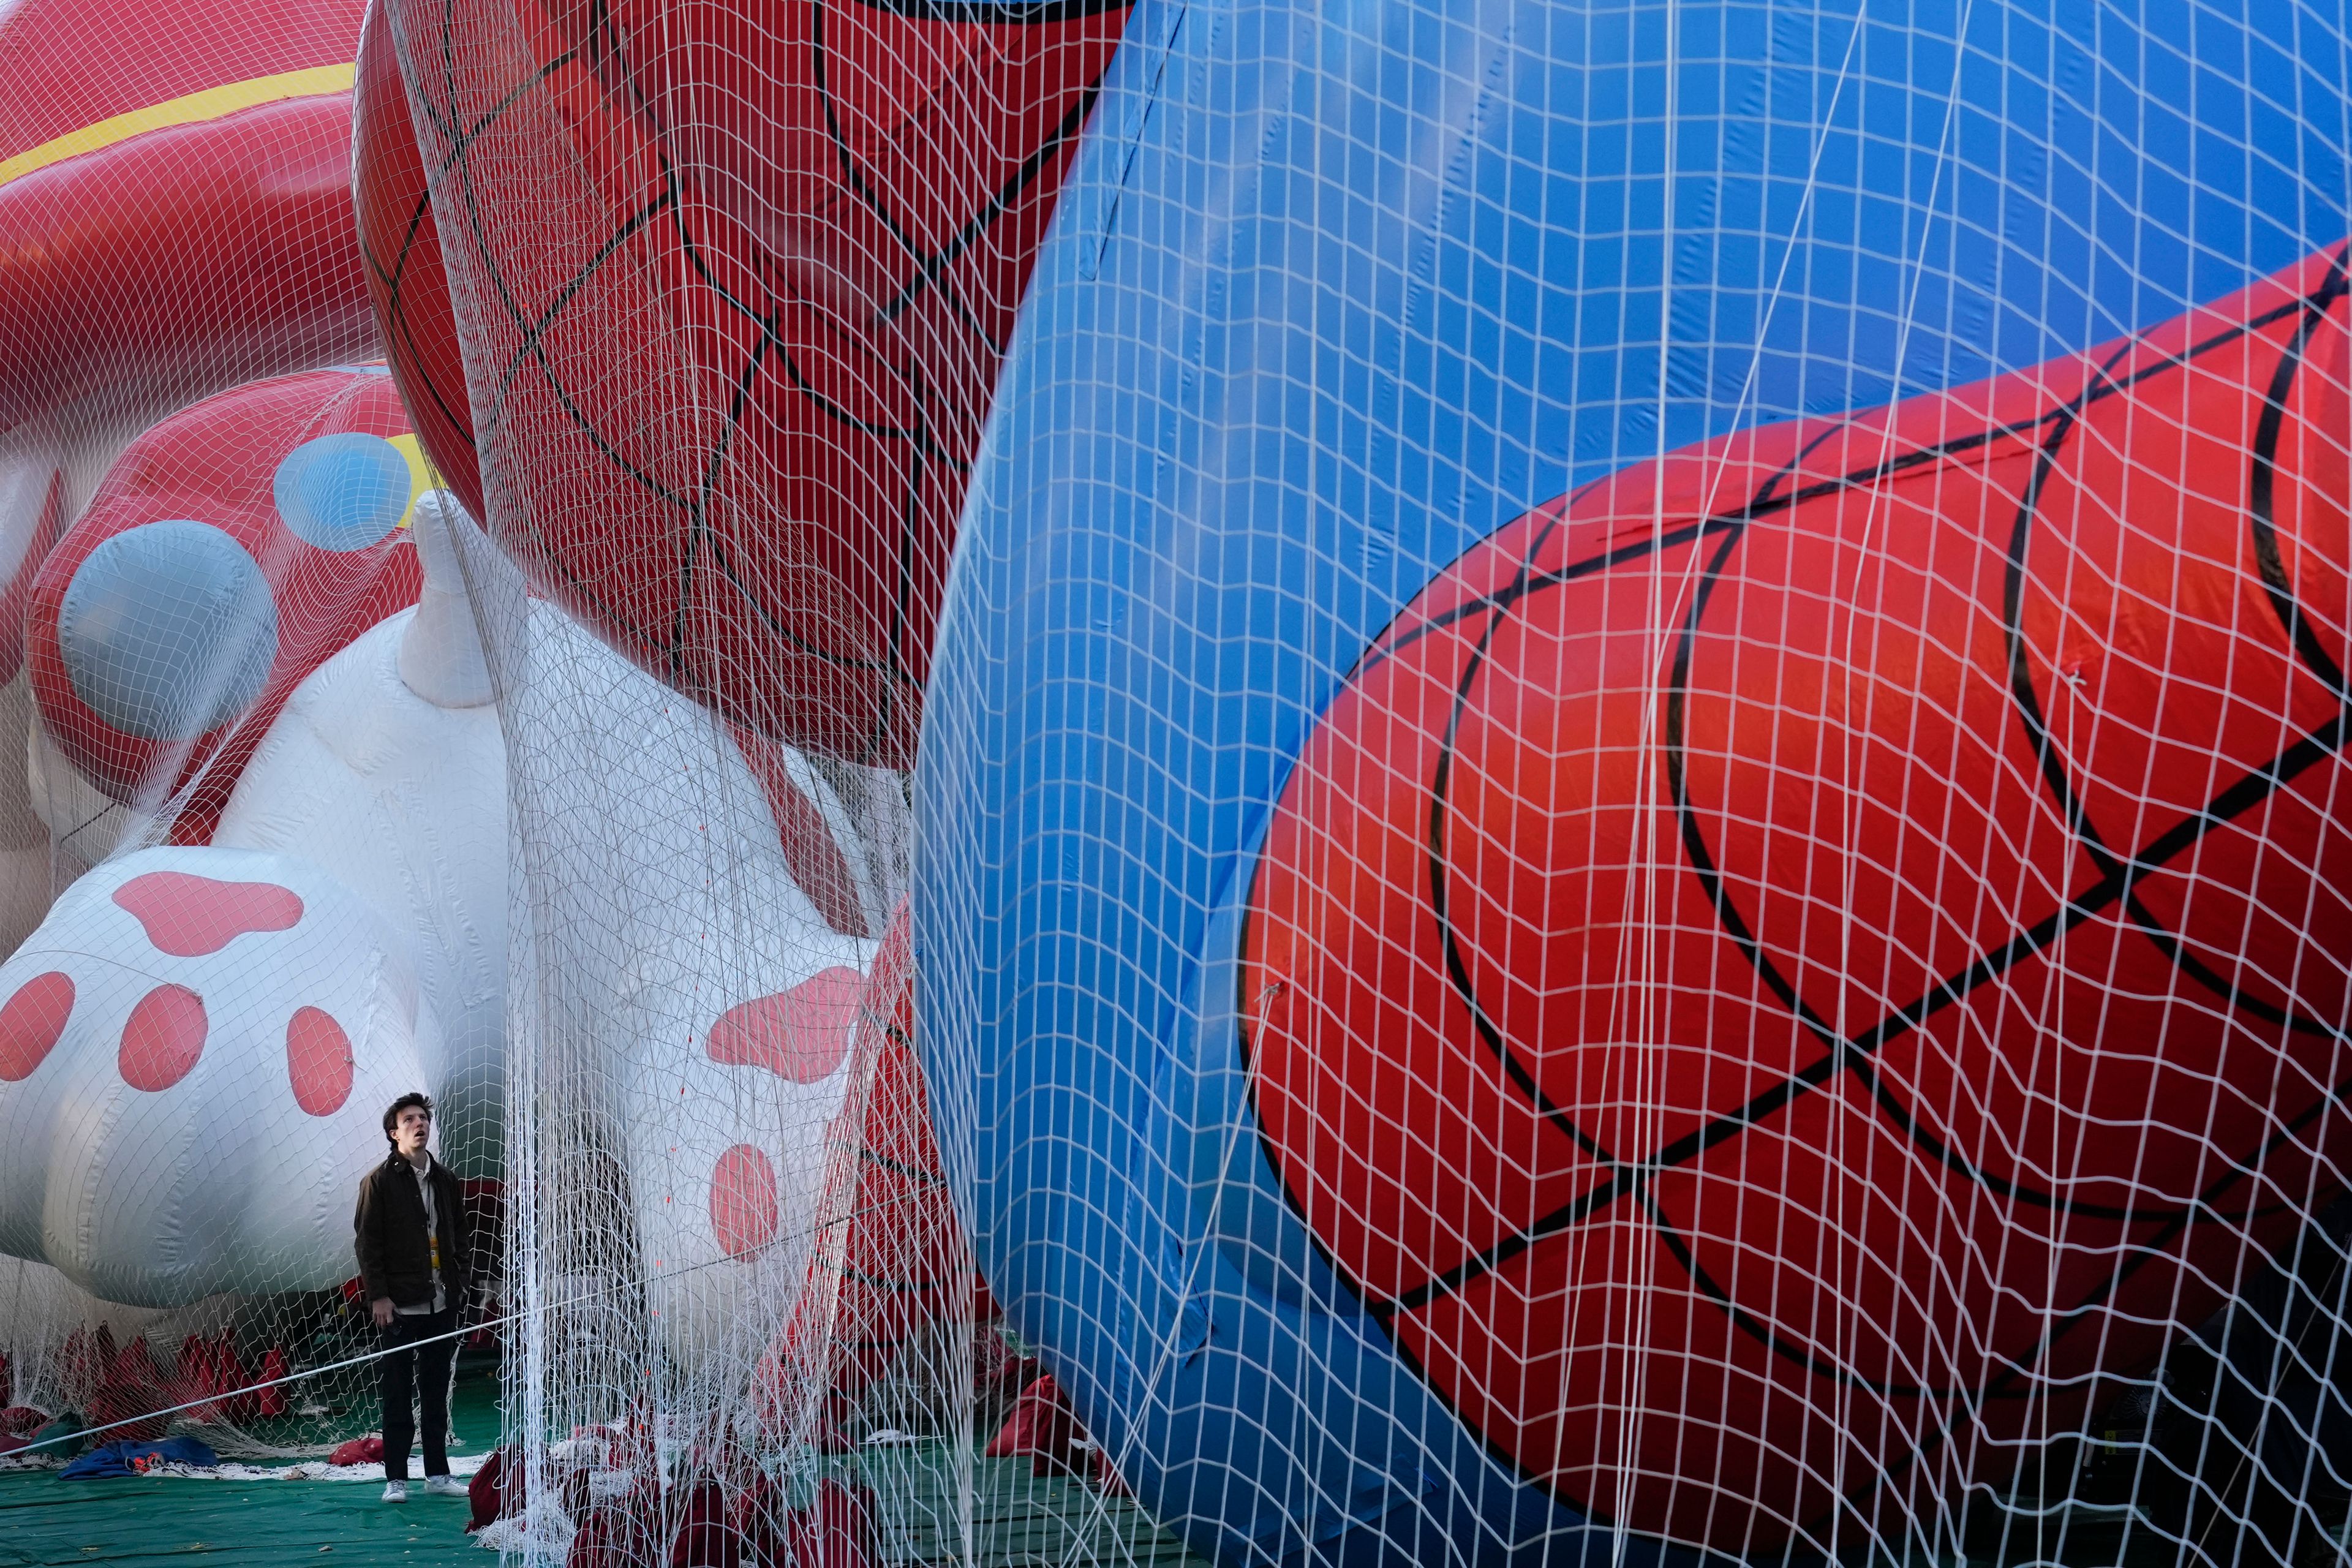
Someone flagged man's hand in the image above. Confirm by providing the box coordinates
[371,1297,395,1328]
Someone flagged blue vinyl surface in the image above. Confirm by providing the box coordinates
[917,3,2352,1562]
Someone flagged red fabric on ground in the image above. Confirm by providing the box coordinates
[468,1445,522,1533]
[667,1477,740,1568]
[89,1336,168,1441]
[782,1479,875,1568]
[728,1472,793,1567]
[985,1373,1090,1478]
[567,1493,657,1568]
[249,1347,290,1418]
[328,1434,383,1467]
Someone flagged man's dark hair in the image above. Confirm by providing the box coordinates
[383,1092,434,1144]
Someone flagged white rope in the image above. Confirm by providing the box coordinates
[7,1232,820,1459]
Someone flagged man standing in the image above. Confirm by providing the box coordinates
[353,1093,470,1502]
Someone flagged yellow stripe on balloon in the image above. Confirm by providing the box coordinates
[0,63,358,194]
[388,432,440,529]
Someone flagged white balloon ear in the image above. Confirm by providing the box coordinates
[397,490,496,710]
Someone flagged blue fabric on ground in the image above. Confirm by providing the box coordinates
[58,1435,217,1477]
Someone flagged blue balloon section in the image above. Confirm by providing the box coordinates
[57,521,279,744]
[918,2,2352,1562]
[272,432,410,553]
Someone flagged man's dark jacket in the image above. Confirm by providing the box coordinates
[353,1152,470,1311]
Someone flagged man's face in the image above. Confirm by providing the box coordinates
[393,1106,431,1159]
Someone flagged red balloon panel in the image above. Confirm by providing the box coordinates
[1242,246,2352,1553]
[0,0,373,439]
[352,1,480,522]
[25,369,425,839]
[365,0,1129,768]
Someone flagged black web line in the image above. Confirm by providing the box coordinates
[408,0,1119,752]
[1393,265,2351,1313]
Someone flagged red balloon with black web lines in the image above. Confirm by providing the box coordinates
[354,0,1131,768]
[1240,244,2352,1555]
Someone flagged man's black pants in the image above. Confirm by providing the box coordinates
[377,1308,458,1481]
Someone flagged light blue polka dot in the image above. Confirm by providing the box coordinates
[273,434,410,552]
[58,521,279,741]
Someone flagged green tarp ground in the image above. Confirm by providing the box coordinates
[0,1360,502,1568]
[0,1466,489,1567]
[0,1359,1214,1567]
[0,1458,1212,1568]
[863,1446,1213,1566]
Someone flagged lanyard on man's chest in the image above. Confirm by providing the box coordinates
[414,1167,442,1275]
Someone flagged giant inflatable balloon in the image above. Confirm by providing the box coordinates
[0,0,375,606]
[349,1,477,519]
[25,369,429,840]
[0,0,380,955]
[921,2,2352,1562]
[0,843,450,1305]
[0,582,897,1322]
[1240,249,2352,1553]
[0,374,902,1332]
[18,0,2350,1555]
[0,0,967,1452]
[358,0,1129,767]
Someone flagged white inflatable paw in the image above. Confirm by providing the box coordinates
[622,927,873,1371]
[0,845,443,1306]
[515,615,892,1371]
[211,564,507,1155]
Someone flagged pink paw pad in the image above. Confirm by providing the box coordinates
[0,972,75,1082]
[119,985,206,1091]
[285,1006,353,1116]
[112,872,303,957]
[707,967,863,1084]
[709,1144,778,1258]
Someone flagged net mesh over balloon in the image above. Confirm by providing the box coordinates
[0,0,470,1461]
[2,1,2352,1567]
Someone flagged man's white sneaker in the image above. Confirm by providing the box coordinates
[423,1476,467,1498]
[382,1481,408,1502]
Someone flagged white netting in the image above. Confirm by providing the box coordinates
[2,1,2351,1567]
[0,0,483,1462]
